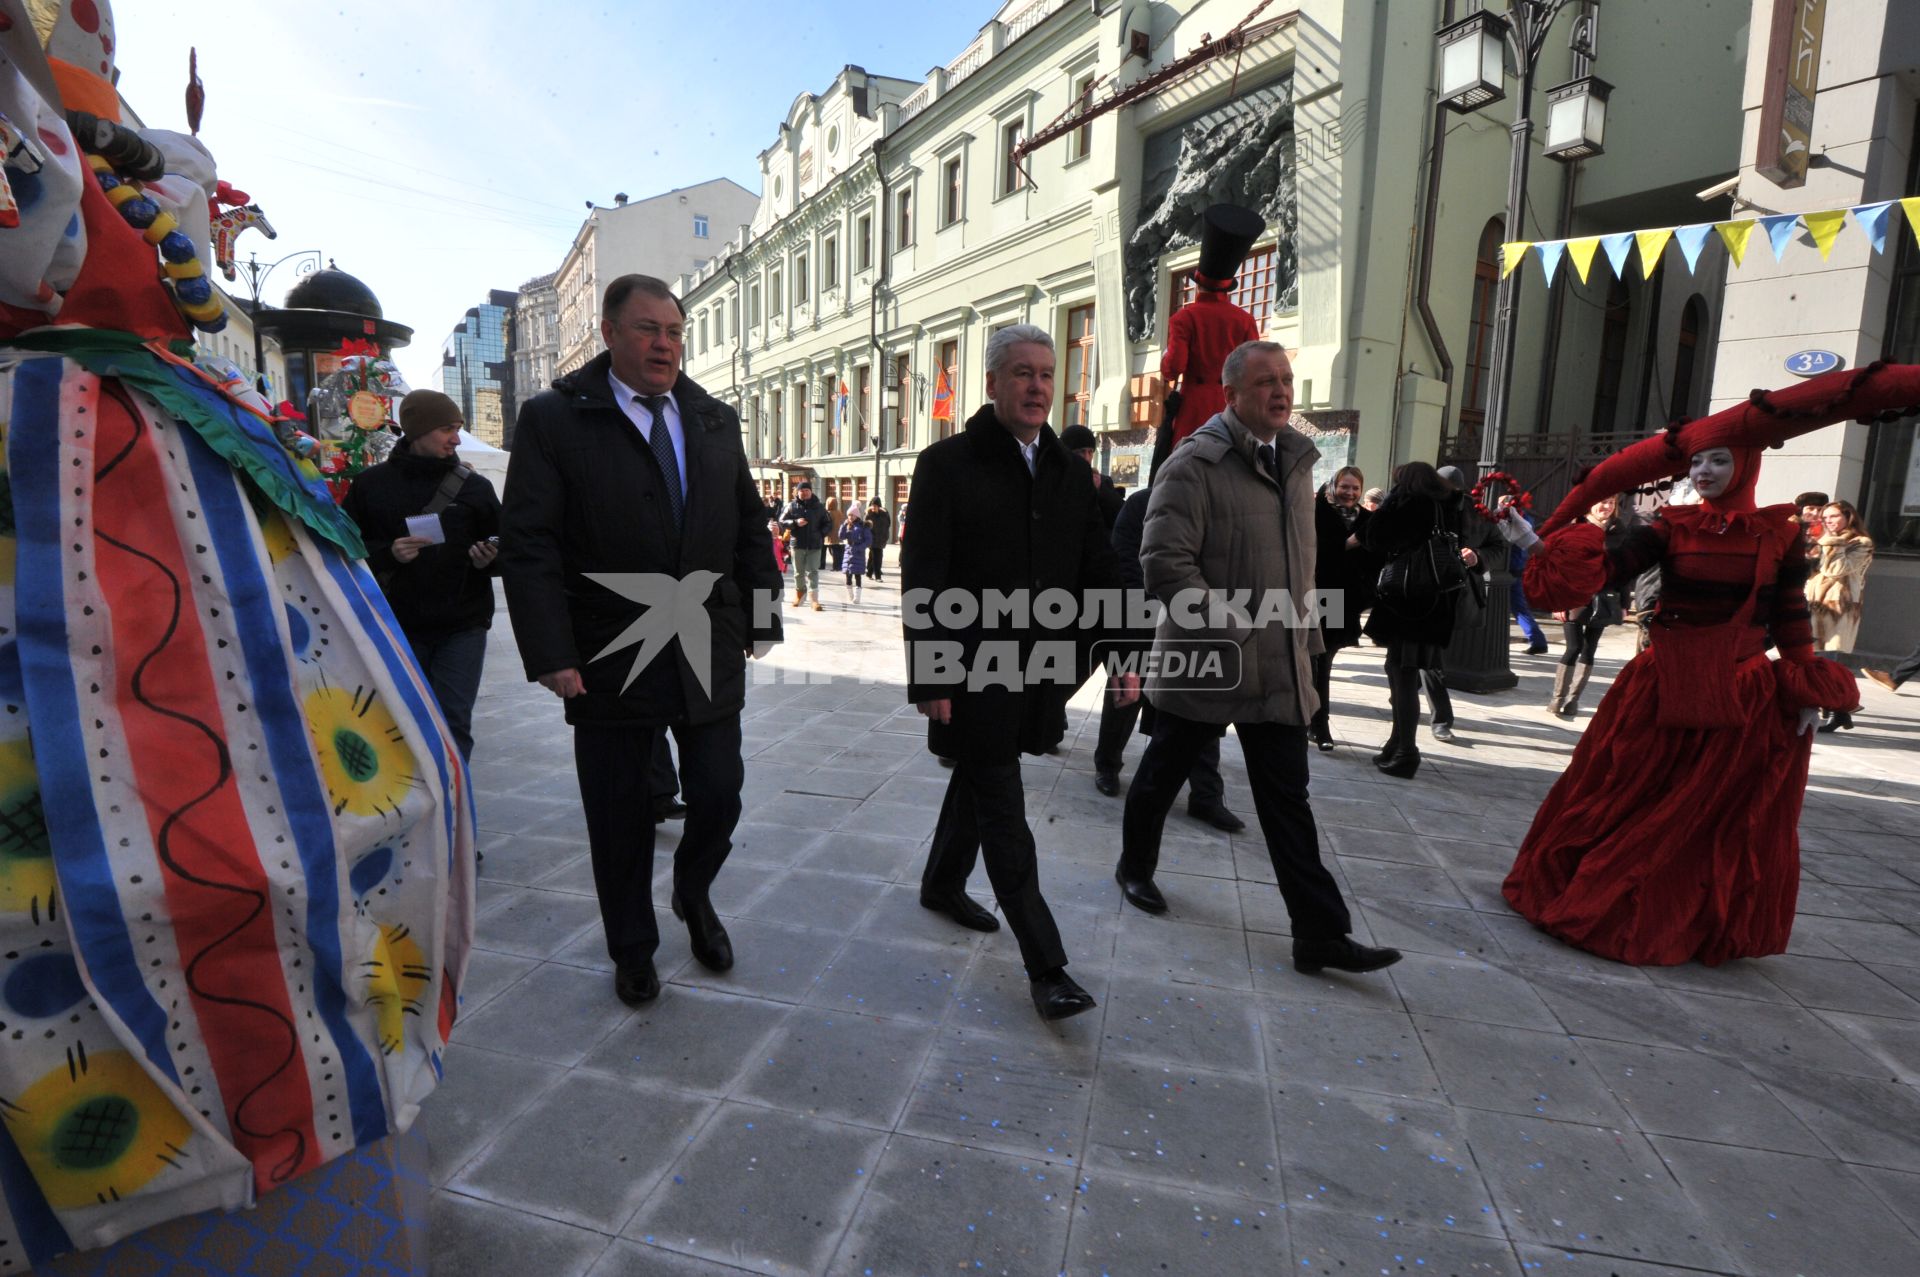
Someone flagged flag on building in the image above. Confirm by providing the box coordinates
[931,364,954,422]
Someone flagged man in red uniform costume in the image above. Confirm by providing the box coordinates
[1161,204,1264,443]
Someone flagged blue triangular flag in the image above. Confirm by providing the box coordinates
[1760,213,1801,262]
[1853,201,1896,255]
[1535,240,1566,286]
[1601,232,1635,278]
[1673,223,1714,274]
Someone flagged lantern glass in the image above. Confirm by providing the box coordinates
[1542,75,1612,161]
[1436,10,1508,111]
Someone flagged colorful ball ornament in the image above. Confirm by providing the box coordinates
[86,153,227,333]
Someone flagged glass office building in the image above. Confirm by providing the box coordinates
[440,288,518,447]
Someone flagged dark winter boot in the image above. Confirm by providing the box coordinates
[1560,662,1593,718]
[1549,664,1574,715]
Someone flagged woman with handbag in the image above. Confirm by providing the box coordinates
[1547,494,1626,718]
[1806,499,1875,732]
[1361,461,1471,778]
[1491,362,1905,966]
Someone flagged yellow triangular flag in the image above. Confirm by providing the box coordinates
[1803,209,1847,259]
[1899,197,1920,251]
[1634,228,1673,278]
[1716,219,1756,268]
[1565,237,1600,284]
[1501,242,1532,278]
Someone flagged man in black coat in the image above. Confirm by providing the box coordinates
[343,388,500,763]
[779,481,828,610]
[903,323,1137,1022]
[501,274,782,1008]
[864,499,892,581]
[1060,424,1126,531]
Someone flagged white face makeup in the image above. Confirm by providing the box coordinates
[1688,447,1737,501]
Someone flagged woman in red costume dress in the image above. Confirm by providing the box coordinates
[1493,364,1920,966]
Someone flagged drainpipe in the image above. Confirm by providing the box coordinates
[1409,0,1457,466]
[1530,1,1595,435]
[871,138,890,507]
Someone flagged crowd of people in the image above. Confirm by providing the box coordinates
[341,258,1907,1026]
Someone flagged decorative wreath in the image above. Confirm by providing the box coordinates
[1469,470,1532,523]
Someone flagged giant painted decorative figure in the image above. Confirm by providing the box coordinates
[0,3,472,1269]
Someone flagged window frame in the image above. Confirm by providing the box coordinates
[1064,303,1096,428]
[693,214,710,239]
[895,185,914,251]
[998,118,1027,199]
[793,250,809,307]
[856,212,874,271]
[1459,218,1505,431]
[1067,73,1096,164]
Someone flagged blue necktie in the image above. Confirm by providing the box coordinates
[640,394,683,529]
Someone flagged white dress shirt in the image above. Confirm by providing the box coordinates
[1018,436,1039,475]
[607,368,688,492]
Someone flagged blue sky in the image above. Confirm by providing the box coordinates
[109,1,998,394]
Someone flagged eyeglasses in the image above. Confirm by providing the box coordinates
[621,321,685,343]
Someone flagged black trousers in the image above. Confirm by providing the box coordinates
[1419,669,1452,731]
[869,542,886,580]
[1309,649,1334,734]
[921,759,1068,978]
[575,717,743,967]
[1559,621,1606,667]
[1120,711,1351,940]
[1890,638,1920,687]
[651,733,679,804]
[1094,690,1224,806]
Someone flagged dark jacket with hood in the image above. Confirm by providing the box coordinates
[500,353,782,727]
[901,404,1123,763]
[1362,485,1471,650]
[779,494,829,550]
[344,448,501,640]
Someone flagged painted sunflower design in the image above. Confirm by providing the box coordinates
[1,1048,195,1210]
[302,684,416,819]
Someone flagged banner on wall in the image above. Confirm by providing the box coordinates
[1498,197,1920,287]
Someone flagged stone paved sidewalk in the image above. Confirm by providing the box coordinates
[429,576,1920,1276]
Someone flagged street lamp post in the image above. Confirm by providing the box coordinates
[233,248,322,398]
[1433,1,1606,692]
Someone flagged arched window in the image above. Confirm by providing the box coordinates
[1460,218,1505,429]
[1592,279,1632,433]
[1670,295,1707,421]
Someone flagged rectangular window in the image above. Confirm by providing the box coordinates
[823,234,838,291]
[1001,119,1026,196]
[769,268,783,316]
[894,355,911,448]
[857,213,873,271]
[1070,75,1095,161]
[748,283,760,327]
[936,338,960,439]
[896,187,913,250]
[855,364,871,450]
[1065,304,1095,428]
[794,253,809,305]
[942,156,963,226]
[1169,243,1284,334]
[693,215,710,238]
[770,389,783,457]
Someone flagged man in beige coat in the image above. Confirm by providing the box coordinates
[1115,341,1400,976]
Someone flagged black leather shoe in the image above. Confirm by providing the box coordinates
[1094,770,1122,797]
[1115,867,1168,914]
[1030,968,1097,1021]
[614,959,660,1006]
[1374,749,1420,779]
[1187,803,1246,833]
[1293,937,1403,975]
[1525,642,1550,655]
[919,889,1000,932]
[653,800,689,823]
[1816,709,1854,733]
[1431,722,1455,742]
[671,893,734,972]
[1311,728,1336,753]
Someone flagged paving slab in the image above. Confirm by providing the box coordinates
[421,598,1920,1273]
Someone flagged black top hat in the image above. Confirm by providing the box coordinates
[1191,204,1265,291]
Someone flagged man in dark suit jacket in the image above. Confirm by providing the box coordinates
[501,274,782,1007]
[903,324,1137,1022]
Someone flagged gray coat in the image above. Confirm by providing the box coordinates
[1139,409,1323,726]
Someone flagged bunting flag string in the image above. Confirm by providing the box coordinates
[1504,197,1920,288]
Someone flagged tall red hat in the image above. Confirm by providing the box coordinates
[1536,362,1920,534]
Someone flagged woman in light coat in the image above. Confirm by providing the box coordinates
[1807,499,1874,732]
